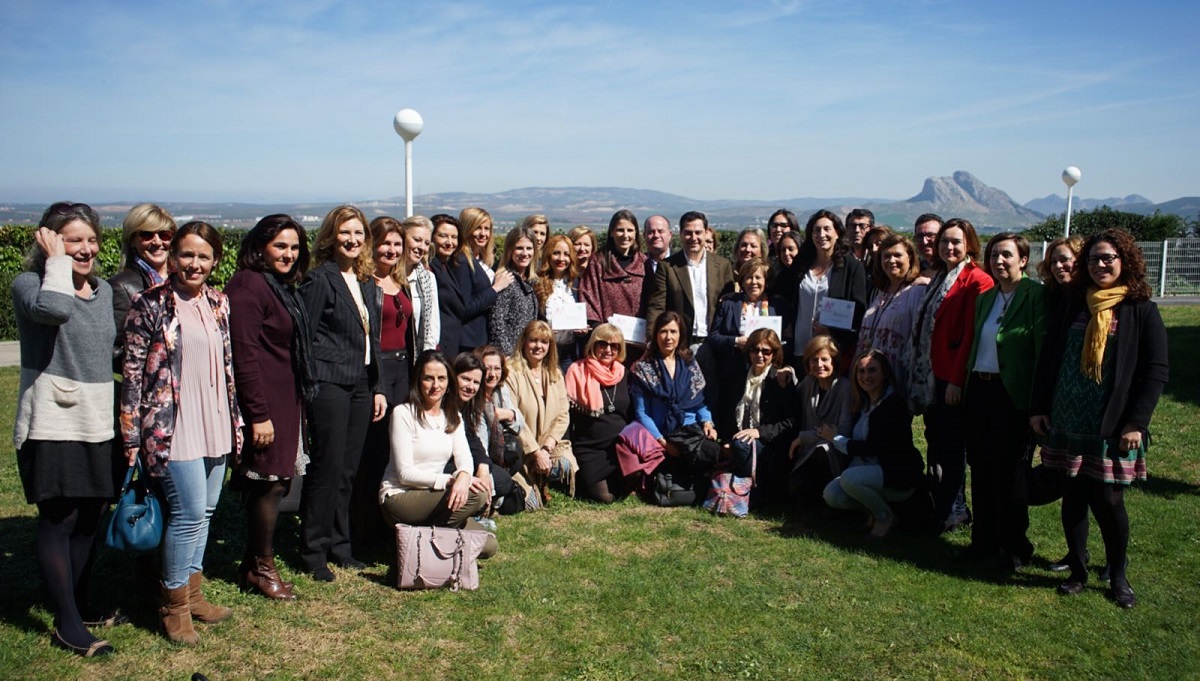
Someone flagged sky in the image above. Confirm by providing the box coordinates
[2,0,1198,205]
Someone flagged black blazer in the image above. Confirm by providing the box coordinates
[776,255,868,358]
[109,265,155,372]
[715,365,799,448]
[1032,296,1168,441]
[845,391,924,489]
[299,260,382,391]
[431,253,497,352]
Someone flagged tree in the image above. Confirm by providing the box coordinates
[1022,205,1186,242]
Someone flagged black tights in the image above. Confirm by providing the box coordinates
[36,498,106,646]
[1062,476,1129,586]
[243,480,288,560]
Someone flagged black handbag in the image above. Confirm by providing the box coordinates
[500,424,524,473]
[105,458,163,554]
[651,470,696,507]
[1012,444,1064,507]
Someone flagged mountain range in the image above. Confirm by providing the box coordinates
[2,171,1195,232]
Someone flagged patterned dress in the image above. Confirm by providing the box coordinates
[1040,312,1146,484]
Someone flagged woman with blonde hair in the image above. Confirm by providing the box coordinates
[109,203,176,370]
[520,214,550,255]
[535,233,586,372]
[401,215,440,354]
[564,324,630,503]
[458,206,497,281]
[506,320,577,501]
[568,225,599,272]
[297,205,387,582]
[436,211,513,354]
[487,226,539,355]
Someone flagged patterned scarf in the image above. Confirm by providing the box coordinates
[414,265,436,351]
[1083,285,1127,383]
[565,357,625,416]
[630,356,706,435]
[734,367,768,430]
[908,258,967,413]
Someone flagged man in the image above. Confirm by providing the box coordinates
[646,211,734,346]
[914,213,943,279]
[847,208,874,261]
[643,215,672,274]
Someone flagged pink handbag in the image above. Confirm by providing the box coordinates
[394,524,490,591]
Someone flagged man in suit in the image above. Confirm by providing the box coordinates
[643,214,672,275]
[848,208,874,262]
[646,211,734,349]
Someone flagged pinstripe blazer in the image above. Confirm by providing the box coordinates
[298,260,382,391]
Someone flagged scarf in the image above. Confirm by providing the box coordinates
[631,355,706,435]
[908,259,967,413]
[565,357,625,416]
[413,265,436,351]
[1083,285,1127,383]
[734,367,768,430]
[264,271,318,403]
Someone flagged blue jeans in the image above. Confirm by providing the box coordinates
[158,456,226,589]
[823,464,913,521]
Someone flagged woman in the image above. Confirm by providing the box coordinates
[721,328,798,504]
[109,203,175,371]
[476,345,529,498]
[778,209,868,368]
[579,210,648,330]
[402,216,441,354]
[1030,229,1168,608]
[860,225,894,280]
[787,335,853,504]
[630,311,721,493]
[535,233,586,372]
[1038,235,1083,314]
[961,233,1045,568]
[822,351,924,539]
[487,226,539,355]
[909,218,993,533]
[506,321,577,500]
[709,258,785,430]
[453,352,523,515]
[378,351,497,558]
[564,324,631,503]
[225,215,313,602]
[431,213,459,265]
[520,214,550,255]
[297,206,387,582]
[459,206,497,282]
[122,222,242,645]
[15,203,121,657]
[732,228,768,277]
[766,209,800,263]
[775,230,802,272]
[435,212,512,354]
[569,225,599,272]
[855,234,927,393]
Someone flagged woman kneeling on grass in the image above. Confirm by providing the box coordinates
[379,351,497,558]
[822,350,924,539]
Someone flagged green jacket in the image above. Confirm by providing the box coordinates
[964,276,1045,411]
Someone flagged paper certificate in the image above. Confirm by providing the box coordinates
[549,302,588,331]
[817,297,856,330]
[608,314,647,345]
[742,315,783,337]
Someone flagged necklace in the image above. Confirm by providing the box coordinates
[997,288,1016,324]
[600,384,616,413]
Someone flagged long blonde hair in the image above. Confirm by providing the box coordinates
[369,216,408,290]
[534,234,580,312]
[507,320,562,382]
[313,205,374,281]
[458,206,495,271]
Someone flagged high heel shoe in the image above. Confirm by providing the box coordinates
[241,556,297,601]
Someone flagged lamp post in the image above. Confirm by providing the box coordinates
[1062,166,1081,238]
[393,108,424,218]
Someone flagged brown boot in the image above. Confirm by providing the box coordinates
[187,572,232,623]
[160,582,199,646]
[243,556,297,601]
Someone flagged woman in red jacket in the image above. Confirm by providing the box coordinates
[909,218,993,533]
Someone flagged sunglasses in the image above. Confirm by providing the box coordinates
[138,230,175,242]
[769,222,790,229]
[750,347,774,357]
[594,340,617,353]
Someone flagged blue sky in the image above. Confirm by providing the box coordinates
[2,0,1197,205]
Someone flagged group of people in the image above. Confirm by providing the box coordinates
[13,201,1168,657]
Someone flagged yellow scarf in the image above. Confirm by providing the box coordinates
[1082,285,1127,383]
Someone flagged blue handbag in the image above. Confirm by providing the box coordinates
[105,458,163,554]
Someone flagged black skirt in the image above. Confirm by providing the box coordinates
[17,439,122,504]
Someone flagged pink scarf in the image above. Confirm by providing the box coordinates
[564,357,625,415]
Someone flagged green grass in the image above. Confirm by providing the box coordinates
[1,308,1198,680]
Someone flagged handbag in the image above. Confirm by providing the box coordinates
[394,524,491,591]
[703,441,756,517]
[650,470,696,507]
[1012,443,1064,507]
[105,458,163,554]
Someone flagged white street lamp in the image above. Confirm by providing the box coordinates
[1062,166,1081,238]
[393,108,424,218]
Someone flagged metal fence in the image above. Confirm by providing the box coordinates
[1028,238,1200,296]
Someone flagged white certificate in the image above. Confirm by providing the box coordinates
[818,297,856,330]
[742,315,783,337]
[550,302,588,331]
[608,314,647,345]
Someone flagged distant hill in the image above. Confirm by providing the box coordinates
[1024,193,1155,216]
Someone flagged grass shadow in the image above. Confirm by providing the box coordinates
[1138,475,1200,499]
[1163,322,1199,407]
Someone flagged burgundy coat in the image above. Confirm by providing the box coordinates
[578,252,649,326]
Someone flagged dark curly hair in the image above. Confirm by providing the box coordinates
[1080,228,1151,302]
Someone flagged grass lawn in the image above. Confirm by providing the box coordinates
[0,308,1197,680]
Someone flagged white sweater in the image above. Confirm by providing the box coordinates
[378,403,473,502]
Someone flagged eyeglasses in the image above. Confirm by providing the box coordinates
[594,340,617,353]
[769,222,790,229]
[750,347,774,357]
[138,230,175,242]
[1087,254,1119,266]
